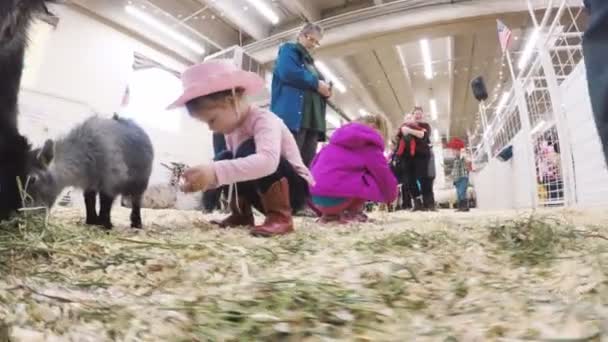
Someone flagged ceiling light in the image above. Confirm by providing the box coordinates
[518,28,540,70]
[315,61,347,94]
[244,0,279,25]
[429,98,438,121]
[359,108,369,116]
[420,39,433,79]
[125,5,205,55]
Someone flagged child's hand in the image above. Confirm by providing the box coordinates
[181,164,217,193]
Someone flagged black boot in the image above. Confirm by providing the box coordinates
[460,199,470,212]
[423,194,437,212]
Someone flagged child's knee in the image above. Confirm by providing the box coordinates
[235,139,256,158]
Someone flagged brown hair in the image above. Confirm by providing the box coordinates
[356,113,391,143]
[185,87,246,115]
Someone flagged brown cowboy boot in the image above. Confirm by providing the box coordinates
[251,178,294,237]
[210,196,254,228]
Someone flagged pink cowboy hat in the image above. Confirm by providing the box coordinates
[167,59,265,110]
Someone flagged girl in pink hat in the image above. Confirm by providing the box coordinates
[169,59,314,237]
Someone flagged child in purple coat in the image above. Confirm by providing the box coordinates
[310,114,398,223]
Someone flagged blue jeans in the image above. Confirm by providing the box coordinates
[454,177,469,202]
[584,0,608,165]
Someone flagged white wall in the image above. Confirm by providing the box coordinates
[561,62,608,207]
[18,5,214,189]
[472,132,535,210]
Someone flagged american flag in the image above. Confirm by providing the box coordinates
[496,19,513,53]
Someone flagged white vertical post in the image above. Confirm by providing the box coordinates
[536,32,576,205]
[506,52,539,208]
[479,101,493,159]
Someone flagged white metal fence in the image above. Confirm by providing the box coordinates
[471,0,608,209]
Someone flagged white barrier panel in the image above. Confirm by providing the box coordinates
[472,132,536,210]
[562,62,608,206]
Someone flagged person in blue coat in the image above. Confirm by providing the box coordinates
[583,0,608,166]
[271,23,333,167]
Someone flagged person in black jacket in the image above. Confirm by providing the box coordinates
[412,107,436,211]
[583,0,608,166]
[392,109,431,211]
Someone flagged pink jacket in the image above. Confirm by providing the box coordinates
[212,106,314,186]
[310,123,398,203]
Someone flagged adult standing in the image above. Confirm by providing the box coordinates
[391,110,427,211]
[271,23,332,167]
[583,0,608,166]
[413,107,436,211]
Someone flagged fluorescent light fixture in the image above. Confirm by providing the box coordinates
[244,0,280,25]
[531,120,546,135]
[518,28,540,70]
[420,39,433,79]
[125,5,205,55]
[433,130,440,143]
[315,61,347,94]
[359,108,369,116]
[495,91,510,116]
[429,99,438,121]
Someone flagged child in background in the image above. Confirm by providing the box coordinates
[448,138,471,212]
[170,59,314,237]
[309,114,398,223]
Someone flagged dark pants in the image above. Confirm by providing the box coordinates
[202,133,228,211]
[454,177,469,202]
[294,128,319,167]
[212,132,227,156]
[402,156,430,198]
[400,186,412,209]
[212,139,309,213]
[583,0,608,165]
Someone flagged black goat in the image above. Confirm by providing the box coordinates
[0,0,55,220]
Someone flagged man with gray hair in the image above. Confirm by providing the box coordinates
[271,23,333,167]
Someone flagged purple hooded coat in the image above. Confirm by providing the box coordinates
[310,123,398,203]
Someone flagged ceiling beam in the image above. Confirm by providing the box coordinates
[246,0,580,63]
[201,0,270,41]
[330,58,385,121]
[278,0,321,22]
[396,45,414,108]
[373,50,405,116]
[373,0,384,5]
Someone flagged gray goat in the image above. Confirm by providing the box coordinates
[27,114,154,229]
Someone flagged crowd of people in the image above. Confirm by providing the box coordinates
[170,24,468,237]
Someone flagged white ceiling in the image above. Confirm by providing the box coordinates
[68,0,584,141]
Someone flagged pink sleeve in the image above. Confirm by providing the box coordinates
[212,116,281,186]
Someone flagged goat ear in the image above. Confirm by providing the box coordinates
[38,139,55,166]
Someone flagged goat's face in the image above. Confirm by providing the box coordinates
[25,139,59,208]
[0,0,53,47]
